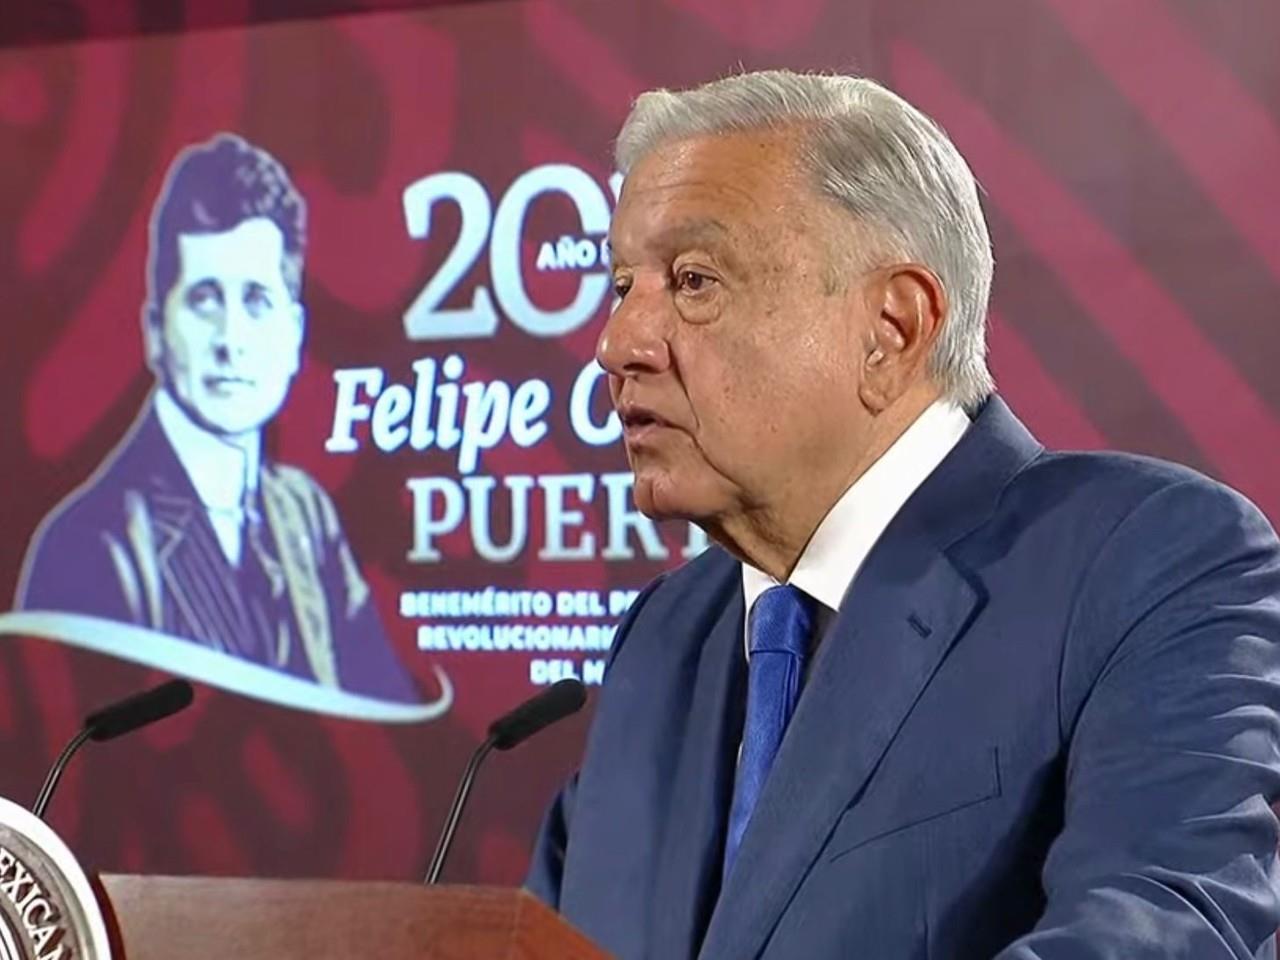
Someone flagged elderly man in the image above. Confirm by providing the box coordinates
[526,71,1280,958]
[17,133,416,704]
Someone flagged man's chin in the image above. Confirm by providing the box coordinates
[632,473,712,524]
[191,406,276,441]
[181,383,288,435]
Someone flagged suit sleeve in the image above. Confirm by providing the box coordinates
[526,772,579,908]
[524,571,670,907]
[997,480,1280,958]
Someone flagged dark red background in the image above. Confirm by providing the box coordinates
[0,0,1277,886]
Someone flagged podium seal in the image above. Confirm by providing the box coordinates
[0,797,111,960]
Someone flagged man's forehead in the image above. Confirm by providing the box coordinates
[609,131,806,257]
[610,212,733,258]
[631,128,798,176]
[176,217,285,279]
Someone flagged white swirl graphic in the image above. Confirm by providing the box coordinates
[0,611,452,724]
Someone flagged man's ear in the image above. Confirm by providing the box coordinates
[286,301,306,376]
[857,263,947,413]
[141,304,164,374]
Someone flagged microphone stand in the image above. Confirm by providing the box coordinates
[425,735,496,884]
[30,678,194,822]
[32,726,94,820]
[422,679,585,885]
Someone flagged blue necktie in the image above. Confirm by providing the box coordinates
[723,584,815,880]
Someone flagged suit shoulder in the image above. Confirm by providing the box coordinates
[17,472,127,608]
[611,547,737,640]
[1023,449,1278,647]
[610,541,740,615]
[968,449,1275,605]
[1008,449,1266,536]
[1056,452,1280,714]
[1020,448,1214,499]
[606,546,739,666]
[1057,451,1279,561]
[24,466,127,556]
[28,419,160,540]
[646,543,741,604]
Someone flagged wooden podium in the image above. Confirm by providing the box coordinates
[94,875,610,959]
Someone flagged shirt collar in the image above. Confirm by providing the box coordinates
[153,387,261,512]
[741,399,971,616]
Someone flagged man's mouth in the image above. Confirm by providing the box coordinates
[203,374,255,391]
[618,403,672,439]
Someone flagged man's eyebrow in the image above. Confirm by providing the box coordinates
[610,218,733,269]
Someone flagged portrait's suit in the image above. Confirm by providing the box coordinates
[17,405,416,702]
[528,396,1280,959]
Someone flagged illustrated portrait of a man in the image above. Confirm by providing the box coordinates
[16,133,418,705]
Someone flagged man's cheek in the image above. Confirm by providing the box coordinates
[165,332,197,373]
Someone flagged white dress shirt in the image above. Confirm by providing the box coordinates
[741,401,971,653]
[154,388,261,568]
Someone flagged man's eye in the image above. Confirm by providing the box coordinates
[187,284,222,314]
[245,288,273,315]
[676,269,714,293]
[613,278,632,300]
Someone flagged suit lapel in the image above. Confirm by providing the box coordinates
[698,396,1042,960]
[128,410,252,655]
[649,590,748,959]
[700,547,979,959]
[150,488,249,655]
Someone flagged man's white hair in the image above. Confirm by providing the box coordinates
[615,69,995,410]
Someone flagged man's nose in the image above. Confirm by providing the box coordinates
[212,301,252,356]
[596,279,672,378]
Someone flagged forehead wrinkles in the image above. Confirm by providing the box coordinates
[612,134,793,248]
[609,178,776,271]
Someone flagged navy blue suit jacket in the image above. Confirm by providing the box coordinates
[528,397,1280,959]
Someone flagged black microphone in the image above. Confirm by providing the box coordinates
[425,678,587,885]
[32,679,195,820]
